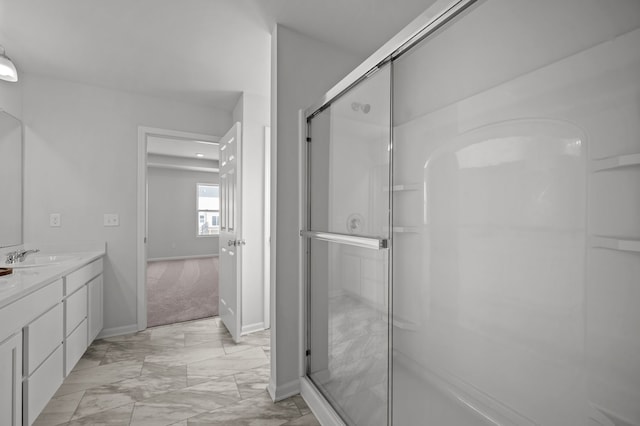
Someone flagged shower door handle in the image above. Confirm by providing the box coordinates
[300,230,388,250]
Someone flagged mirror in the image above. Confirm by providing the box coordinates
[0,110,22,248]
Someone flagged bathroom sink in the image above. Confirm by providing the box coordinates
[6,254,80,269]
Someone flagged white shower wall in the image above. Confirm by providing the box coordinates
[391,0,640,424]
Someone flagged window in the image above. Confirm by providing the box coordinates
[197,183,219,236]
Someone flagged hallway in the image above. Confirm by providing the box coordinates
[34,318,319,426]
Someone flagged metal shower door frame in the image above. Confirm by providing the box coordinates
[297,0,479,424]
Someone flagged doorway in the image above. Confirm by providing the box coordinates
[136,127,220,331]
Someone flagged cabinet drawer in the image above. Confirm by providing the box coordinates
[0,279,62,342]
[24,303,63,376]
[65,258,103,296]
[24,345,63,426]
[65,319,87,376]
[65,286,87,337]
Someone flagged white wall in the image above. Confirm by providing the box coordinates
[232,92,270,334]
[22,74,232,335]
[0,80,23,119]
[147,166,219,259]
[270,24,361,399]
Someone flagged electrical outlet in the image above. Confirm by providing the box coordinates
[50,213,61,227]
[104,213,120,227]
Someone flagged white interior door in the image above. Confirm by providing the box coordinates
[219,122,242,342]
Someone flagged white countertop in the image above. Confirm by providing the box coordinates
[0,246,105,309]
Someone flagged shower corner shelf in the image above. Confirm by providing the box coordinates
[591,153,640,172]
[383,183,421,192]
[590,236,640,253]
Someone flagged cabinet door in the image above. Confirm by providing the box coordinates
[24,303,63,376]
[0,333,22,426]
[65,319,88,376]
[24,345,63,426]
[65,286,87,337]
[88,275,103,343]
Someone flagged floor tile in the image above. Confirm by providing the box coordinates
[71,389,136,420]
[291,394,312,416]
[233,367,270,399]
[64,360,144,387]
[33,390,85,426]
[186,392,301,426]
[129,384,235,426]
[184,331,226,347]
[72,357,102,372]
[143,341,226,367]
[187,346,269,382]
[36,318,318,426]
[282,414,322,426]
[66,403,135,426]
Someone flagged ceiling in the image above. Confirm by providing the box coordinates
[147,135,219,161]
[0,0,436,111]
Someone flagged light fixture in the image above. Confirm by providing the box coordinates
[196,153,204,158]
[0,45,18,83]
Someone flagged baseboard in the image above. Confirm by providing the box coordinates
[267,378,300,402]
[241,322,266,335]
[300,377,346,426]
[96,324,139,339]
[147,254,219,262]
[267,380,278,401]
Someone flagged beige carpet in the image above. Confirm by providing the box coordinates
[146,257,219,327]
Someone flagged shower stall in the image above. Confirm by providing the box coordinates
[299,0,640,424]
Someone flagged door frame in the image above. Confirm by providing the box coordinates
[136,126,220,331]
[263,126,271,329]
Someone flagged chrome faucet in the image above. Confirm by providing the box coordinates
[5,248,40,264]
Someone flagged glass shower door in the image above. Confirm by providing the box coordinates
[305,64,391,425]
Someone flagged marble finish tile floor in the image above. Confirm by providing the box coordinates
[34,317,319,426]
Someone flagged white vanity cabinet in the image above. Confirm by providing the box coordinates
[63,258,103,375]
[21,280,64,426]
[0,332,22,426]
[0,278,64,426]
[0,252,104,426]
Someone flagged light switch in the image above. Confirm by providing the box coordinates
[104,213,119,227]
[50,213,61,227]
